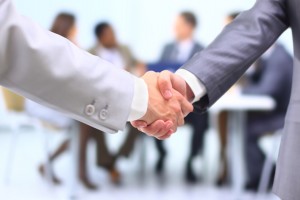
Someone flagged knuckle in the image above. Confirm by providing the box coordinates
[189,105,194,112]
[162,70,169,74]
[174,106,181,114]
[180,119,185,126]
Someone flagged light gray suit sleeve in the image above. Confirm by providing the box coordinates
[0,0,135,133]
[181,0,289,112]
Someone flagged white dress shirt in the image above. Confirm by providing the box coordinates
[97,47,126,70]
[176,39,195,63]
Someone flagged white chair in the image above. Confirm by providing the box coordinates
[2,88,79,199]
[257,130,282,194]
[1,88,39,184]
[25,100,80,199]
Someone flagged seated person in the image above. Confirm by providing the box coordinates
[37,13,98,190]
[217,43,293,191]
[154,11,208,183]
[216,12,293,191]
[86,22,146,183]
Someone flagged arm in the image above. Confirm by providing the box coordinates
[132,0,290,136]
[182,0,289,112]
[0,0,137,133]
[0,0,192,137]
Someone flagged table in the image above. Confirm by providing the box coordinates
[209,94,275,197]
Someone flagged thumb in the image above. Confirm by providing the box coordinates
[131,120,147,129]
[158,70,173,100]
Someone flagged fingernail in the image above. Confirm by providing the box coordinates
[166,122,172,129]
[139,125,147,129]
[164,90,172,99]
[136,122,147,128]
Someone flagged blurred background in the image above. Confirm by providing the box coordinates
[0,0,293,199]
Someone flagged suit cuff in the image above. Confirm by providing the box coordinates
[128,77,148,121]
[176,69,207,103]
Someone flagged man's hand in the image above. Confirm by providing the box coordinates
[158,70,195,101]
[131,70,194,140]
[132,71,193,140]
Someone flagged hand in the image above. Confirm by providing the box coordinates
[158,70,195,102]
[132,71,193,140]
[131,71,194,140]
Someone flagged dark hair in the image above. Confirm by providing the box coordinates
[94,22,111,38]
[228,12,241,20]
[50,13,75,38]
[180,11,197,28]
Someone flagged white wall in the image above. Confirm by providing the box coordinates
[14,0,293,62]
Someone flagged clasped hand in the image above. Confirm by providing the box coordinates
[131,71,194,140]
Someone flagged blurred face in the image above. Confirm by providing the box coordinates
[174,15,194,41]
[99,26,117,48]
[224,16,234,26]
[68,25,78,44]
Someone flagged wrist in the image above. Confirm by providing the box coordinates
[186,82,195,102]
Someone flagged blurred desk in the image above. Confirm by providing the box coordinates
[209,94,275,197]
[146,62,182,72]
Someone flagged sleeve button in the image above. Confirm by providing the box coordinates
[85,105,95,116]
[99,109,108,120]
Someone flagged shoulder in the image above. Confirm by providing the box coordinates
[160,43,175,55]
[118,45,132,55]
[88,46,100,55]
[164,42,175,49]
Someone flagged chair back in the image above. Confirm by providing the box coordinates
[259,130,282,162]
[1,88,25,112]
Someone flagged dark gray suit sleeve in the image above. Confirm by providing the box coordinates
[181,0,289,112]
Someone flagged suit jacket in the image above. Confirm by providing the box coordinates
[160,42,203,63]
[89,45,138,72]
[181,0,299,199]
[243,44,293,131]
[0,0,135,133]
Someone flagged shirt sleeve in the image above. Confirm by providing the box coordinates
[176,69,207,103]
[128,77,148,121]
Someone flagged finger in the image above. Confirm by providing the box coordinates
[170,124,177,133]
[171,74,188,96]
[180,97,194,117]
[175,101,184,126]
[146,120,173,138]
[157,131,173,140]
[158,70,173,100]
[177,109,185,127]
[152,121,173,138]
[139,120,168,136]
[172,90,194,117]
[131,120,147,129]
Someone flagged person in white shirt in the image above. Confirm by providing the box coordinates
[0,0,192,148]
[154,11,208,183]
[87,22,147,184]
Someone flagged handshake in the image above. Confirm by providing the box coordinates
[131,70,195,140]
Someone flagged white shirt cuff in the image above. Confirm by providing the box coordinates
[128,77,148,121]
[176,69,207,103]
